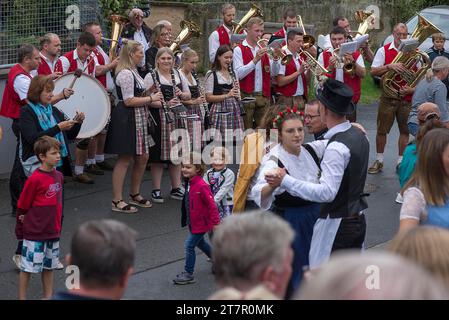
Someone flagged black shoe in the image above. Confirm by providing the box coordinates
[96,161,114,171]
[85,164,104,175]
[170,188,184,200]
[151,189,164,203]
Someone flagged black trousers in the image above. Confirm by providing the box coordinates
[9,119,26,215]
[331,214,366,252]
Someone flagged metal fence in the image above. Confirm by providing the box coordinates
[0,0,102,68]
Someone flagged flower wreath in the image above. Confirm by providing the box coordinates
[272,107,304,129]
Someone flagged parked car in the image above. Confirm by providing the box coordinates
[373,5,449,85]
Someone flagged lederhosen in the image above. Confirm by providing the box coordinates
[270,144,321,299]
[209,71,244,141]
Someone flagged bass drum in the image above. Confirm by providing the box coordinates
[53,72,111,139]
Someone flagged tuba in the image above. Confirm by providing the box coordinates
[232,3,263,34]
[382,14,442,99]
[107,15,128,60]
[170,20,201,56]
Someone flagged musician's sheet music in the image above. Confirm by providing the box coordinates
[338,35,369,57]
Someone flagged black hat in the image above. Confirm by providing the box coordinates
[316,79,355,115]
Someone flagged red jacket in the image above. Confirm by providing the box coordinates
[15,169,63,241]
[182,175,220,234]
[238,43,271,98]
[275,51,308,99]
[37,56,53,75]
[322,50,361,103]
[0,64,32,119]
[93,47,107,88]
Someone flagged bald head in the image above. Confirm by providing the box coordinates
[417,102,440,124]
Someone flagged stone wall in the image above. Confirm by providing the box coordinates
[148,1,402,71]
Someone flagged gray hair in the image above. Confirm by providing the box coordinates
[221,3,235,15]
[70,219,137,288]
[212,211,294,290]
[156,20,172,28]
[425,56,449,81]
[129,8,144,19]
[296,250,449,300]
[18,44,37,63]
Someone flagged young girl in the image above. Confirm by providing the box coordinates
[173,153,220,285]
[400,128,449,232]
[204,146,235,221]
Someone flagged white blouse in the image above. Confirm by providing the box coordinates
[252,142,328,210]
[204,70,238,94]
[115,69,145,100]
[400,187,427,222]
[143,69,190,93]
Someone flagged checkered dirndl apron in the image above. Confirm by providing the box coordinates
[209,97,244,142]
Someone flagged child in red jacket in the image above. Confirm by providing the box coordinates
[16,136,64,299]
[173,153,220,285]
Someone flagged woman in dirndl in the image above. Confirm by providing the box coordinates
[178,49,207,152]
[252,108,327,298]
[106,40,163,213]
[205,44,244,143]
[144,47,191,204]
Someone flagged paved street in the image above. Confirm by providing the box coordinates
[0,102,403,300]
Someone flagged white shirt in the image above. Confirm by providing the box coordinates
[134,29,149,67]
[39,52,57,73]
[208,25,232,63]
[57,49,97,76]
[318,47,365,82]
[371,41,399,68]
[233,39,280,93]
[321,34,332,50]
[252,141,327,210]
[280,121,354,203]
[278,48,304,96]
[95,45,115,92]
[13,70,37,100]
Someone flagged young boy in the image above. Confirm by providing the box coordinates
[426,33,449,62]
[16,136,64,299]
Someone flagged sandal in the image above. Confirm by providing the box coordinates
[129,193,153,208]
[112,200,138,213]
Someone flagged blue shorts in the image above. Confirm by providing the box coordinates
[21,239,60,273]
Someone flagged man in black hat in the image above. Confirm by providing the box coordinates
[266,78,369,269]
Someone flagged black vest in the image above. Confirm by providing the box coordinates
[212,71,233,95]
[320,126,369,218]
[156,71,183,101]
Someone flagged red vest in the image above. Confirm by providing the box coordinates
[383,43,413,101]
[55,50,95,75]
[37,56,52,75]
[238,44,271,98]
[0,64,32,119]
[322,50,361,103]
[93,47,107,88]
[216,25,231,46]
[275,52,308,99]
[274,27,287,47]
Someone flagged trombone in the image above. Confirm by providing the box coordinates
[297,15,315,50]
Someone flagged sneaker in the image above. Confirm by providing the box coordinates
[73,173,94,184]
[173,271,195,285]
[96,160,114,171]
[85,164,104,175]
[151,189,164,204]
[12,254,21,270]
[56,260,64,270]
[170,188,184,201]
[395,193,404,204]
[368,160,383,174]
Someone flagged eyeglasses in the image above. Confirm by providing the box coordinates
[304,114,320,120]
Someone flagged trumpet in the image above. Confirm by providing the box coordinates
[332,48,356,75]
[257,38,292,66]
[299,48,329,78]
